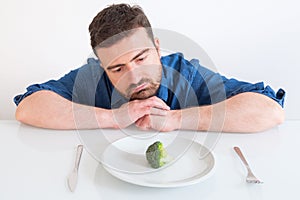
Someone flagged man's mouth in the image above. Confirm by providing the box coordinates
[132,82,149,93]
[126,78,159,100]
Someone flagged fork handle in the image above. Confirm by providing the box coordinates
[233,146,251,171]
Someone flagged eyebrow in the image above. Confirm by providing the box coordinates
[106,48,150,70]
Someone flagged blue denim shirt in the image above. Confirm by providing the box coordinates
[14,53,285,108]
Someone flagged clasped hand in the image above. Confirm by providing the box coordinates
[112,96,180,132]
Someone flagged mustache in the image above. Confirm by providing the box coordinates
[126,78,155,94]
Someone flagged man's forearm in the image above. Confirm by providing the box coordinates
[180,92,285,133]
[15,90,115,129]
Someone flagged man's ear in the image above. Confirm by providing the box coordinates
[154,37,161,57]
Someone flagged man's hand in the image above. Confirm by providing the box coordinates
[111,96,170,128]
[135,110,181,132]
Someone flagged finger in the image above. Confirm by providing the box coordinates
[127,97,169,121]
[150,96,170,110]
[135,117,143,127]
[135,115,151,130]
[143,96,170,110]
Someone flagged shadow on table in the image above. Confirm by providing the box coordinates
[16,123,78,151]
[93,163,217,200]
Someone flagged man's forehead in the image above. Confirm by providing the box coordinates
[96,28,154,67]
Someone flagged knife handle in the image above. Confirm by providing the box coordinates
[75,145,83,170]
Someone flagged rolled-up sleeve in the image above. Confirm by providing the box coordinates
[221,77,285,107]
[190,59,286,108]
[14,69,78,106]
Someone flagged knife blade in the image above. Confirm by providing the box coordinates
[67,145,83,192]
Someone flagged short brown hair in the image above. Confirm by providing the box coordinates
[89,4,154,49]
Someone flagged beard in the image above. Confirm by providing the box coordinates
[126,78,161,100]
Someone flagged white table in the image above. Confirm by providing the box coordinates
[0,120,299,200]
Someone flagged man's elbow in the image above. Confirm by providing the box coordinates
[261,104,285,132]
[273,106,285,126]
[15,105,26,123]
[250,104,285,133]
[15,102,33,125]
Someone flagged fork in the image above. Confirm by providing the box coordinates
[233,146,263,184]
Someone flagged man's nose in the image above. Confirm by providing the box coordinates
[125,62,139,83]
[126,61,136,71]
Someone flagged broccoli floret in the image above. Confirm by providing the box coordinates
[145,141,169,169]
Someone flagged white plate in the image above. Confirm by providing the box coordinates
[101,134,216,188]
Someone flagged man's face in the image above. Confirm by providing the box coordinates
[96,28,162,100]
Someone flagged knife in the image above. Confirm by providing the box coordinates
[67,144,83,192]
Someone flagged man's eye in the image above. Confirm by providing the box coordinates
[136,56,147,62]
[112,67,122,72]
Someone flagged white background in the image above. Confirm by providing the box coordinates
[0,0,299,120]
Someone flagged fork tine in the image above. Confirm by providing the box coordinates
[246,175,263,184]
[234,147,263,184]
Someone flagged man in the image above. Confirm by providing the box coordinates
[14,4,285,132]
